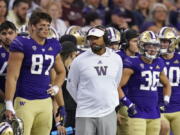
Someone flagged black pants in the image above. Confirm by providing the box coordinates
[65,110,76,128]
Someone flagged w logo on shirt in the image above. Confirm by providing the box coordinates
[94,66,108,76]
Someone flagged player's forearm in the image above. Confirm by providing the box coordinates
[50,68,56,85]
[54,89,65,106]
[117,81,127,99]
[163,83,171,97]
[162,83,171,105]
[5,77,17,101]
[5,52,23,101]
[54,71,66,87]
[118,85,126,99]
[52,98,59,117]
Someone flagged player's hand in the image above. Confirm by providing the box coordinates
[160,96,170,112]
[120,96,137,116]
[5,110,15,120]
[127,104,137,117]
[160,102,169,112]
[117,113,125,125]
[57,125,66,135]
[47,85,59,96]
[160,104,168,112]
[56,106,66,126]
[5,100,15,120]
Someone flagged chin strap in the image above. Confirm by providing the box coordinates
[144,52,158,60]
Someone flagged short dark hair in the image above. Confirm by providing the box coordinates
[0,21,17,32]
[60,34,77,45]
[85,11,101,25]
[29,11,52,25]
[13,0,30,9]
[61,41,77,54]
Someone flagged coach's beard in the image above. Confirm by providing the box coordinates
[91,45,105,53]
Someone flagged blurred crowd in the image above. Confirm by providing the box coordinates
[2,0,180,37]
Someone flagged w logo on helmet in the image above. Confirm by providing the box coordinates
[0,117,24,135]
[0,122,13,135]
[94,66,108,76]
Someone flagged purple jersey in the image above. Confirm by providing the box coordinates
[124,56,165,119]
[116,50,127,61]
[117,50,130,96]
[116,50,139,61]
[116,50,139,95]
[158,52,180,113]
[0,45,9,92]
[10,36,61,100]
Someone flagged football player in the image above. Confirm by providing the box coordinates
[158,27,180,135]
[0,21,17,111]
[118,31,171,135]
[60,41,78,129]
[4,12,66,135]
[116,29,139,135]
[19,20,67,135]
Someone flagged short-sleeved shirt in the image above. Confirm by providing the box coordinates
[158,53,180,113]
[10,36,61,100]
[116,50,139,96]
[124,55,165,119]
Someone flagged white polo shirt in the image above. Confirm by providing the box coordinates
[66,48,123,117]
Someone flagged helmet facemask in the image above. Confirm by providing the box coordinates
[160,38,177,54]
[139,42,160,60]
[138,31,160,60]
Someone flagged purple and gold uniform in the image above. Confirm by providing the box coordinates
[10,36,61,99]
[158,53,180,135]
[0,45,8,93]
[158,53,180,113]
[116,50,131,135]
[117,50,129,95]
[124,55,165,135]
[10,36,61,135]
[124,56,165,119]
[116,50,130,135]
[116,50,139,135]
